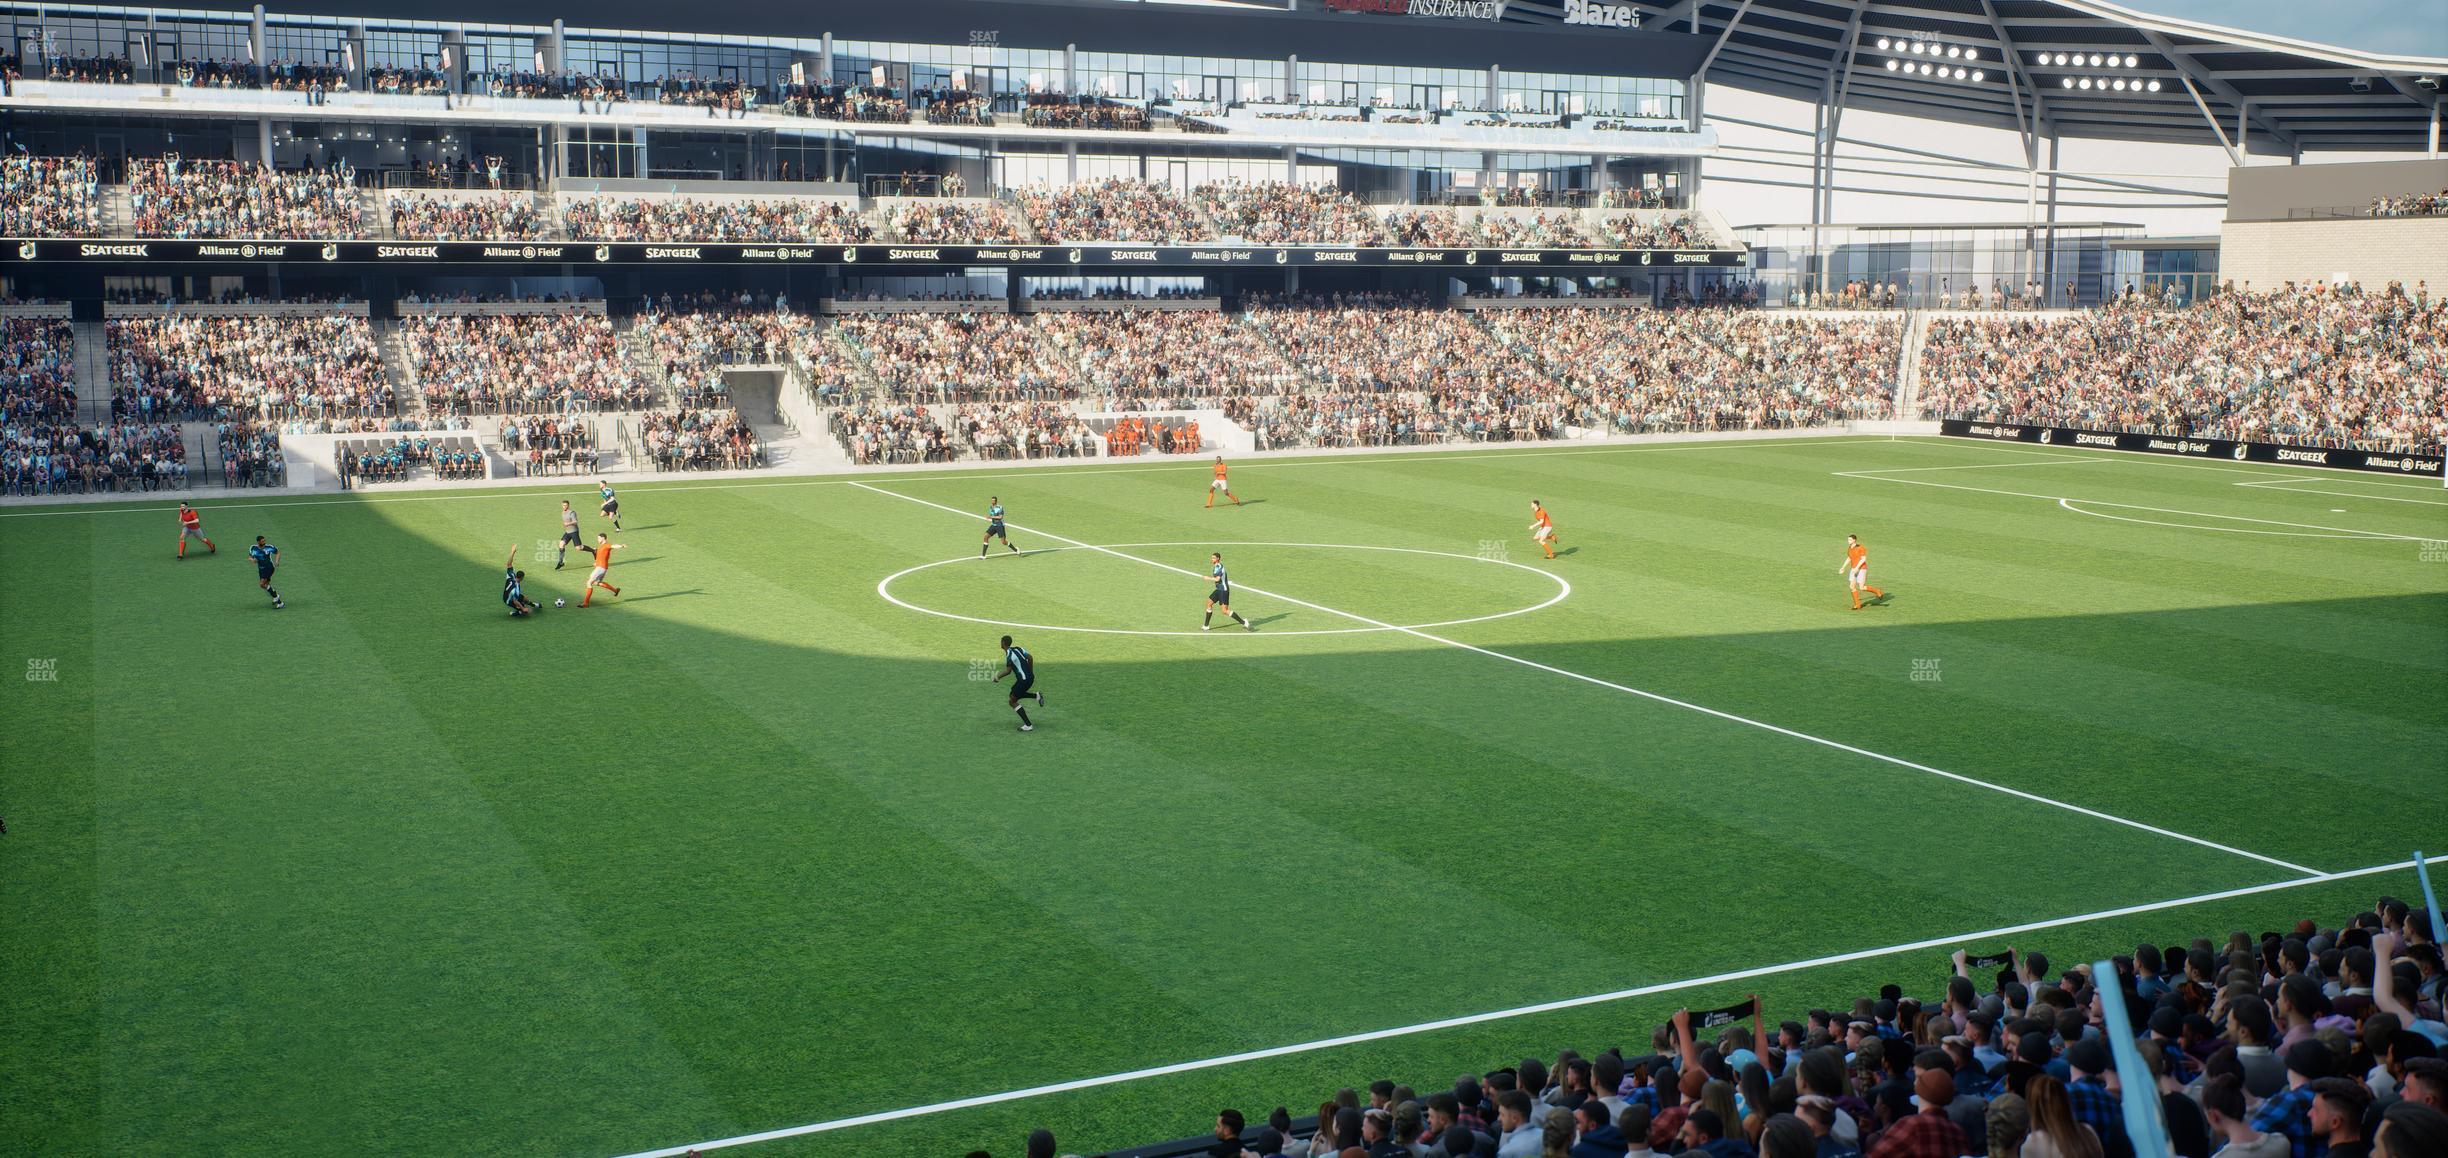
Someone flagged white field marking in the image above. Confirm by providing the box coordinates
[875,542,1570,637]
[611,856,2424,1158]
[2057,498,2412,540]
[0,434,1881,519]
[1835,470,2435,543]
[849,482,2325,878]
[2232,479,2448,507]
[1836,456,2100,473]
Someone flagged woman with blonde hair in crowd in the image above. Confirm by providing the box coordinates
[2018,1077,2102,1158]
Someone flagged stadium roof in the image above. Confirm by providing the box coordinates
[1495,0,2448,153]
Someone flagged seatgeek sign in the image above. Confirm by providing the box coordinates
[4,238,1747,269]
[1941,419,2445,477]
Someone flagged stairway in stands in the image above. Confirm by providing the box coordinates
[373,318,431,425]
[1894,310,1932,420]
[71,318,111,427]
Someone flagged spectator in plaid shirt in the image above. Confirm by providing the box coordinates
[1867,1071,1967,1158]
[2064,1041,2134,1158]
[2252,1043,2335,1158]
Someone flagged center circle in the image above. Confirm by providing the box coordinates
[876,541,1571,637]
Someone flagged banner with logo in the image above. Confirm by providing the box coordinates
[1688,997,1758,1033]
[4,238,1749,270]
[1939,419,2444,478]
[1960,948,2015,971]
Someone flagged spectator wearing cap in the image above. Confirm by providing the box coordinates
[2311,1079,2373,1158]
[1868,1070,1968,1158]
[2005,1034,2052,1099]
[1683,1109,1754,1158]
[1499,1091,1545,1158]
[1921,1047,1989,1149]
[2064,1040,2133,1158]
[2254,1042,2336,1158]
[1574,1098,1630,1158]
[2205,1075,2290,1158]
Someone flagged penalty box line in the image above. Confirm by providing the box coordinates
[612,856,2426,1158]
[848,482,2323,879]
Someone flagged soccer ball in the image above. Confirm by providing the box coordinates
[554,598,566,608]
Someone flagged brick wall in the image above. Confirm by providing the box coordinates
[2218,217,2448,291]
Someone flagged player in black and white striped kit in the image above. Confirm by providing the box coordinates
[992,635,1046,732]
[1203,552,1253,631]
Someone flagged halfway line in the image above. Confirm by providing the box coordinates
[611,856,2422,1158]
[847,482,2323,878]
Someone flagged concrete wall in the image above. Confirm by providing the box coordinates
[2217,217,2448,291]
[2226,158,2448,223]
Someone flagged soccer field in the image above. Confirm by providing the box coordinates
[3,434,2444,1157]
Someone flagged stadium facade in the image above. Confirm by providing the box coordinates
[2,0,2439,305]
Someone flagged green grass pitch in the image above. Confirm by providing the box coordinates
[3,434,2443,1157]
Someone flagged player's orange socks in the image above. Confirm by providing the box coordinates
[177,540,186,558]
[204,539,215,553]
[1865,586,1885,599]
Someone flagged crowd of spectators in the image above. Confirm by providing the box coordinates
[1102,413,1199,455]
[832,401,955,464]
[474,68,627,105]
[891,199,1027,243]
[1603,212,1719,250]
[1019,178,1209,243]
[108,313,391,422]
[2370,190,2448,218]
[365,65,448,96]
[1,155,105,237]
[637,407,762,470]
[1199,181,1385,246]
[948,401,1097,458]
[2,421,188,495]
[1037,310,1308,410]
[401,313,655,414]
[37,52,134,84]
[500,415,601,476]
[639,298,821,417]
[656,72,755,117]
[997,896,2448,1158]
[836,312,1082,401]
[213,418,285,486]
[1021,96,1150,131]
[778,82,908,122]
[0,318,78,426]
[129,158,366,239]
[388,192,549,240]
[1922,282,2446,454]
[561,195,873,242]
[1478,211,1595,249]
[1381,208,1480,248]
[1480,307,1899,434]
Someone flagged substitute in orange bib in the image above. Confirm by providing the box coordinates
[1206,456,1242,508]
[1529,500,1559,560]
[1842,534,1888,610]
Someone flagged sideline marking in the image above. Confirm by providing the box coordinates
[0,434,1880,518]
[850,481,2323,878]
[2233,479,2448,508]
[876,541,1570,637]
[612,856,2422,1158]
[1835,470,2434,542]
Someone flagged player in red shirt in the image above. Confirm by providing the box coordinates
[1205,456,1242,508]
[1529,500,1558,560]
[580,533,625,606]
[176,501,216,559]
[1841,534,1887,610]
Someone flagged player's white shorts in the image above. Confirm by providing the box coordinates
[1847,565,1868,586]
[1533,526,1555,542]
[1211,478,1229,491]
[589,566,609,585]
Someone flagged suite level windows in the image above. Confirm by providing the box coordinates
[1875,37,1983,83]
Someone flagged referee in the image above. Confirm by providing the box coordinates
[992,635,1046,732]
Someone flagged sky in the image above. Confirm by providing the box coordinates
[2119,0,2448,62]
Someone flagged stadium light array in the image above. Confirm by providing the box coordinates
[2036,48,2155,94]
[1877,35,1984,83]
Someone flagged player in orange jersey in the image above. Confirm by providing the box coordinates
[175,501,216,559]
[580,532,625,606]
[1841,534,1887,610]
[1206,456,1241,508]
[1528,500,1558,560]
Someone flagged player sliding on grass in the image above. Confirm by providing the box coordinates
[1203,552,1254,631]
[503,544,541,618]
[580,532,625,606]
[1529,500,1559,560]
[1842,533,1888,610]
[992,635,1045,732]
[981,497,1019,557]
[175,501,216,559]
[1205,456,1241,508]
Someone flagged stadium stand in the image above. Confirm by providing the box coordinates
[1922,284,2445,455]
[128,158,366,239]
[1,155,105,237]
[399,312,655,415]
[560,195,872,242]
